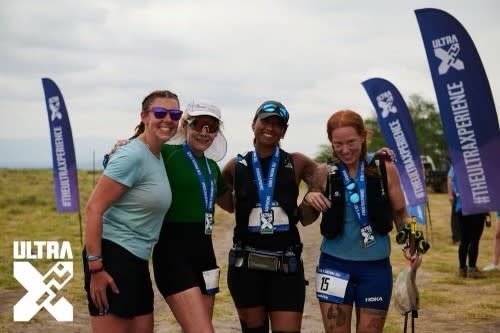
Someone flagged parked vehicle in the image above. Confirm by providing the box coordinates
[421,155,448,193]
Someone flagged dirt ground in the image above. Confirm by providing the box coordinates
[2,208,499,332]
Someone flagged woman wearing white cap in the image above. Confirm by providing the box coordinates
[152,101,233,333]
[222,100,319,333]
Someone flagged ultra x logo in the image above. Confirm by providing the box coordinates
[13,241,73,322]
[48,96,62,121]
[432,34,464,75]
[376,91,397,119]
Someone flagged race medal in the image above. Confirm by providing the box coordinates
[182,144,216,237]
[316,267,350,303]
[205,212,214,235]
[252,148,280,235]
[260,210,274,234]
[360,224,376,247]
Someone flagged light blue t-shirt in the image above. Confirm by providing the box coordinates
[102,139,172,260]
[320,198,391,261]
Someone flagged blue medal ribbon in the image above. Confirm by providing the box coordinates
[340,162,367,226]
[340,161,376,247]
[252,147,280,213]
[183,143,215,213]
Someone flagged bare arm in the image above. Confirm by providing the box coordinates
[298,163,331,225]
[216,189,234,213]
[84,175,127,312]
[218,157,237,213]
[222,157,236,192]
[85,176,128,259]
[291,152,318,187]
[447,175,454,203]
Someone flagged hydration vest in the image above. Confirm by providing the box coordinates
[233,149,300,249]
[320,157,393,239]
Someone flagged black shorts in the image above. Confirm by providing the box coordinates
[153,223,219,298]
[227,260,306,312]
[83,239,154,318]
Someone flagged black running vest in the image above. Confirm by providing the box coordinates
[233,149,301,250]
[320,158,393,239]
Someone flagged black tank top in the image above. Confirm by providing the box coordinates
[233,149,301,250]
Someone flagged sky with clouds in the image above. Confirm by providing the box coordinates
[0,0,499,168]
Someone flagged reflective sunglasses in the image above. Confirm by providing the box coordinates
[187,118,219,134]
[148,107,183,121]
[345,179,360,204]
[260,103,289,122]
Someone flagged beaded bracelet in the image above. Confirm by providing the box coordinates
[89,266,105,274]
[86,254,102,262]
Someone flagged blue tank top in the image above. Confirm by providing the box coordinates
[320,174,391,261]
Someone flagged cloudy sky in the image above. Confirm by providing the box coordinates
[0,0,499,169]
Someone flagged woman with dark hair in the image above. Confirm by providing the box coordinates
[222,100,319,333]
[448,165,487,278]
[83,90,181,333]
[106,100,233,333]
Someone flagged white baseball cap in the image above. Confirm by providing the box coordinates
[169,101,227,161]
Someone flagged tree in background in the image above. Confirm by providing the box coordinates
[314,94,448,170]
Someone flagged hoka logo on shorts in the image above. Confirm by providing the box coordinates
[432,34,464,75]
[12,241,73,322]
[376,91,397,118]
[365,296,383,302]
[48,96,62,121]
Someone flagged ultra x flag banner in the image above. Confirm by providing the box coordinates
[362,78,428,223]
[415,8,500,215]
[41,78,80,212]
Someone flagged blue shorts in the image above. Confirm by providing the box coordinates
[317,253,392,310]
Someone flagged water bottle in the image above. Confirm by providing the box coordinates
[228,243,243,267]
[284,248,297,273]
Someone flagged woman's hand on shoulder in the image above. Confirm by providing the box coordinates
[374,147,396,162]
[110,139,129,155]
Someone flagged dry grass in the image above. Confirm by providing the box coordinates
[1,169,499,332]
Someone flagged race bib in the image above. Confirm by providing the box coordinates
[202,267,220,295]
[316,267,349,303]
[248,202,290,233]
